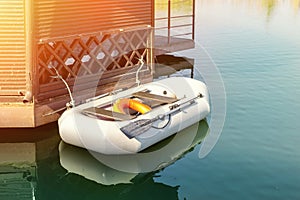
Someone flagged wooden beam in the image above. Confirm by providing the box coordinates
[0,103,35,127]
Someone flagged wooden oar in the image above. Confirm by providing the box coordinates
[120,93,203,139]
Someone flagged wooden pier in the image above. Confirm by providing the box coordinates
[0,0,195,127]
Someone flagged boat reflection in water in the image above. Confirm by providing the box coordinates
[59,120,209,185]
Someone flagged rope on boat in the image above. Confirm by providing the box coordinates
[135,56,144,86]
[49,64,75,108]
[150,114,171,129]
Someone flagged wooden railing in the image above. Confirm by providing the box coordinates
[35,26,153,101]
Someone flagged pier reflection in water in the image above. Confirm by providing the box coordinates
[0,120,209,200]
[0,123,60,200]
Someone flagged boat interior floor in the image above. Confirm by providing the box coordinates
[131,91,178,107]
[81,91,178,121]
[132,91,177,103]
[82,107,136,121]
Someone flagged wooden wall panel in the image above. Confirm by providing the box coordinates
[34,0,153,40]
[0,0,27,96]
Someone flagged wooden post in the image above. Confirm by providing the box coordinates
[168,0,171,44]
[151,0,155,27]
[24,0,34,104]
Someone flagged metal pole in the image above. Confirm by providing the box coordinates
[192,0,195,40]
[147,26,155,75]
[150,0,155,76]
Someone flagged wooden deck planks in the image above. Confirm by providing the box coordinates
[132,91,177,104]
[82,107,135,121]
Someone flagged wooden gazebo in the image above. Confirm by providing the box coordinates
[0,0,195,127]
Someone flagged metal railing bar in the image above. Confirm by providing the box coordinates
[155,14,193,21]
[170,24,193,29]
[154,23,193,30]
[171,32,192,37]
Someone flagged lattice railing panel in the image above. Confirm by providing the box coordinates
[36,27,152,86]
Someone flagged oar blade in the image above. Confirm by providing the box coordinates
[120,119,153,139]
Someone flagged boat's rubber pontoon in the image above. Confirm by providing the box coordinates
[58,77,210,154]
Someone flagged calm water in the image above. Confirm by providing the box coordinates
[1,0,300,199]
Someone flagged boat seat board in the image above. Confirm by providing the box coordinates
[132,91,177,104]
[82,107,136,121]
[142,99,166,108]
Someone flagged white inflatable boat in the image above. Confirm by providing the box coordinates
[58,77,210,155]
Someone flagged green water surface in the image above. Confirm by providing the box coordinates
[1,1,300,200]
